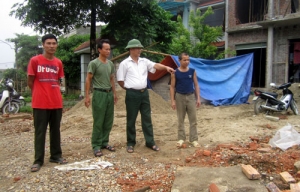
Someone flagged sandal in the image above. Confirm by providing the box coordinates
[127,146,134,153]
[147,145,160,152]
[93,149,103,157]
[102,145,116,152]
[31,164,41,172]
[49,158,68,164]
[176,140,184,148]
[190,141,200,148]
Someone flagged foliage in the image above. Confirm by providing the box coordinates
[215,48,237,60]
[102,0,177,60]
[63,100,78,108]
[10,0,110,59]
[24,96,32,103]
[19,106,33,113]
[0,71,3,80]
[168,16,192,56]
[189,7,223,58]
[10,0,177,61]
[10,0,108,36]
[6,34,41,71]
[169,7,224,59]
[63,93,80,101]
[2,68,27,93]
[55,35,89,89]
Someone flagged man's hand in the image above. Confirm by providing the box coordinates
[166,66,175,74]
[85,96,90,108]
[171,100,176,110]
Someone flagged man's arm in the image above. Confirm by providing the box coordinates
[117,81,125,89]
[154,63,175,74]
[27,75,35,90]
[110,74,118,104]
[170,73,176,110]
[85,72,93,108]
[116,62,126,90]
[193,71,201,108]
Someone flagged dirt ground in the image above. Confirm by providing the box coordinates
[1,83,300,191]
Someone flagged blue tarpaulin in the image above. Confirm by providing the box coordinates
[171,53,253,106]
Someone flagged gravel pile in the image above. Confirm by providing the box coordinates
[0,118,177,192]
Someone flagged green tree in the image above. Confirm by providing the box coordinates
[10,0,176,63]
[6,34,41,71]
[55,35,90,91]
[169,7,224,59]
[168,16,192,56]
[10,0,109,60]
[102,0,177,61]
[189,7,223,58]
[2,68,27,93]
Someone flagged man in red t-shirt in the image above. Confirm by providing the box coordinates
[27,34,67,172]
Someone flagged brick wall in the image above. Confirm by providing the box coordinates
[149,74,171,101]
[227,0,300,85]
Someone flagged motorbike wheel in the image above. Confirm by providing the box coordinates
[2,102,20,114]
[290,99,299,115]
[254,98,267,115]
[19,99,26,107]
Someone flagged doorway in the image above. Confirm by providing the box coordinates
[236,48,266,87]
[288,39,300,83]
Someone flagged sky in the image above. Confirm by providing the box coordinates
[0,0,37,69]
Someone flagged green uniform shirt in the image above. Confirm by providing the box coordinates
[87,58,114,89]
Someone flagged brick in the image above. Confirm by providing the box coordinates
[203,150,211,156]
[249,142,258,151]
[249,136,259,142]
[295,171,300,178]
[209,183,220,192]
[290,182,300,192]
[257,148,271,153]
[260,143,272,148]
[216,144,235,149]
[241,164,261,180]
[280,171,296,184]
[265,182,281,192]
[185,157,192,163]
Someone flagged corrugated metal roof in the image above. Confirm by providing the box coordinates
[158,1,187,15]
[198,0,224,8]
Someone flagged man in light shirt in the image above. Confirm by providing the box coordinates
[117,39,174,153]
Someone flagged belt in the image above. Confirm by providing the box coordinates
[94,88,112,92]
[177,92,194,95]
[126,88,147,92]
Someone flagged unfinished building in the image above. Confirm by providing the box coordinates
[226,0,300,87]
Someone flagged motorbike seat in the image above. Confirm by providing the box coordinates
[277,82,291,89]
[262,92,278,98]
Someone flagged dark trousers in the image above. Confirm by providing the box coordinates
[91,90,114,150]
[125,89,155,147]
[33,109,62,165]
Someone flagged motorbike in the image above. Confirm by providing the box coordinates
[11,88,26,107]
[253,82,299,115]
[0,78,20,114]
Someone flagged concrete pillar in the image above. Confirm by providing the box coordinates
[80,54,90,96]
[266,0,274,87]
[182,4,190,29]
[225,0,229,58]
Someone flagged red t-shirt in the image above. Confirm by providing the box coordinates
[27,54,64,109]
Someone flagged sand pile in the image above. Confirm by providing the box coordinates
[64,89,173,118]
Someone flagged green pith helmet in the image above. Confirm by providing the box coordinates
[125,39,144,49]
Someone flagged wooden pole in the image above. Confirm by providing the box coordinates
[110,41,161,62]
[141,50,170,57]
[111,51,129,61]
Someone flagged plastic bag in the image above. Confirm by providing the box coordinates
[269,123,300,151]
